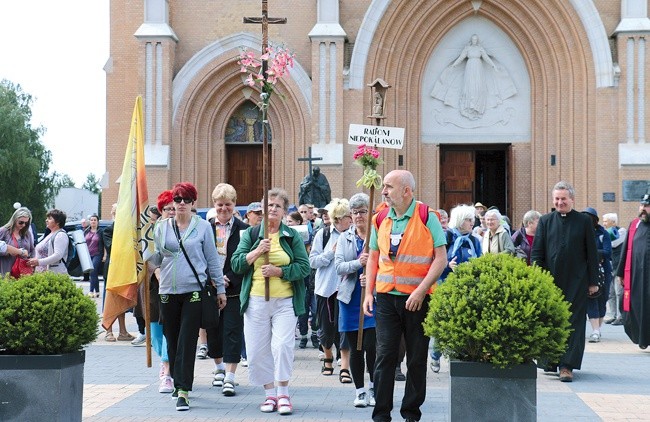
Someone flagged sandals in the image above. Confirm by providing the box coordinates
[277,395,293,415]
[260,396,277,413]
[105,332,116,342]
[321,358,334,376]
[339,368,353,384]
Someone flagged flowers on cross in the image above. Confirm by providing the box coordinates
[238,46,295,106]
[353,144,383,189]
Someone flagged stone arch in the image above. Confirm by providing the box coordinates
[354,0,601,217]
[348,0,613,89]
[171,34,311,203]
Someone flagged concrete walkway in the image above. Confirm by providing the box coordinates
[81,287,650,421]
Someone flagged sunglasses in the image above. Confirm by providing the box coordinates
[173,197,193,204]
[16,221,29,226]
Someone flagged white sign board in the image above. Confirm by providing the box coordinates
[348,124,405,149]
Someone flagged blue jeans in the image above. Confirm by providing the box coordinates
[89,255,102,293]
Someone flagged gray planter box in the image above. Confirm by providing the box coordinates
[0,350,85,422]
[450,360,537,422]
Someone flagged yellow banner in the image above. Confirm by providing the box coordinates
[102,96,154,330]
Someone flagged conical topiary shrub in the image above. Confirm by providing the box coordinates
[0,272,98,355]
[424,253,571,368]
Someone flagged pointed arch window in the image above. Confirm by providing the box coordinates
[224,101,272,144]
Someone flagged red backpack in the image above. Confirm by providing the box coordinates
[374,201,439,229]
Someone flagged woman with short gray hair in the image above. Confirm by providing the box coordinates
[512,210,541,264]
[482,209,515,255]
[335,192,377,407]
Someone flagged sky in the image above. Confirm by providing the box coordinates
[0,0,109,186]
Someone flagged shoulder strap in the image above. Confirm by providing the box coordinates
[249,224,261,244]
[374,201,434,230]
[374,208,390,230]
[49,230,65,264]
[172,218,203,290]
[322,226,331,249]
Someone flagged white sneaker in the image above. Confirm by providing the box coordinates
[159,376,174,393]
[196,344,208,359]
[131,333,146,346]
[240,358,248,367]
[353,392,368,408]
[368,388,376,406]
[431,359,441,373]
[589,332,601,343]
[222,380,236,396]
[212,369,225,387]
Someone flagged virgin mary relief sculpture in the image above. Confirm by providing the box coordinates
[431,34,517,122]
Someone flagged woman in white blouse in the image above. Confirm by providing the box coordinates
[27,209,69,273]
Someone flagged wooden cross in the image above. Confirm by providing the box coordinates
[244,1,286,301]
[297,146,323,179]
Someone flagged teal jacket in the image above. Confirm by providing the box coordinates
[231,222,309,316]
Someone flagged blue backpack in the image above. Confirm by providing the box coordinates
[51,231,77,269]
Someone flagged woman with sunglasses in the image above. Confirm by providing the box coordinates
[149,182,226,411]
[232,188,310,416]
[334,193,377,408]
[27,209,68,274]
[0,207,34,276]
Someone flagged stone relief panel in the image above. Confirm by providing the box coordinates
[421,16,531,143]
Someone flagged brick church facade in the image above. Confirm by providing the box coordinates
[103,0,650,225]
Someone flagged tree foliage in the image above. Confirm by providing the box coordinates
[0,80,61,229]
[81,173,101,194]
[0,81,50,224]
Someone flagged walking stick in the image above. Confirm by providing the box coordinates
[357,186,375,351]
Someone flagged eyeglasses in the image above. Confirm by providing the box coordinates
[351,210,368,215]
[173,197,193,204]
[16,221,29,226]
[162,207,174,212]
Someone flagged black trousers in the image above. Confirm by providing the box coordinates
[207,296,243,363]
[344,328,376,389]
[372,293,430,422]
[160,292,202,392]
[316,293,341,351]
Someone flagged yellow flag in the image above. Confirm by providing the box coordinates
[102,96,154,330]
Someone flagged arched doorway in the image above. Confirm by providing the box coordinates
[440,144,510,218]
[224,101,272,205]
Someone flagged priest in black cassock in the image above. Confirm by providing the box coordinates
[531,181,599,382]
[616,193,650,350]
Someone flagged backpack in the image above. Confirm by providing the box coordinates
[373,201,438,229]
[51,231,77,269]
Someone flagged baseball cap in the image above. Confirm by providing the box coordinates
[247,202,262,213]
[581,207,598,220]
[641,193,650,206]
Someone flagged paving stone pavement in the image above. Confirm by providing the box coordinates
[80,285,650,421]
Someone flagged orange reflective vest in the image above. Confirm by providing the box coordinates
[375,202,435,294]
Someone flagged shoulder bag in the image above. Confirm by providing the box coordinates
[172,219,220,329]
[10,235,33,279]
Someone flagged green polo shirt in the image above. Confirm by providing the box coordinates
[369,199,446,295]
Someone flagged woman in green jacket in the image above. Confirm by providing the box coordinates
[231,188,310,416]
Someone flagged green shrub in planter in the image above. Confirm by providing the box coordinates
[0,273,98,355]
[424,253,571,368]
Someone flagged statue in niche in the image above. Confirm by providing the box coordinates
[431,34,517,120]
[372,91,384,117]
